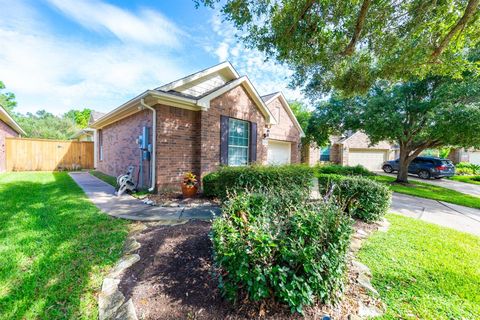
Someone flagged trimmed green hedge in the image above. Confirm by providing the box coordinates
[211,191,352,313]
[316,164,374,177]
[318,174,391,223]
[202,165,314,200]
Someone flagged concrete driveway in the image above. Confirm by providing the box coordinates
[380,172,480,197]
[391,193,480,236]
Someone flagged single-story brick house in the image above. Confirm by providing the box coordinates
[304,131,398,171]
[90,62,304,191]
[448,148,480,165]
[0,104,26,172]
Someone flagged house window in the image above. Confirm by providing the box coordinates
[98,130,104,161]
[320,146,331,161]
[228,118,250,166]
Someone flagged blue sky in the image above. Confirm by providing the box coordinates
[0,0,302,115]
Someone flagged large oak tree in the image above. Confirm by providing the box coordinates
[307,75,480,182]
[197,0,480,96]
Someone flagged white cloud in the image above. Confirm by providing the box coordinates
[46,0,184,48]
[207,13,306,104]
[0,0,189,114]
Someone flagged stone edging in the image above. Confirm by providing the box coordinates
[349,217,391,319]
[98,224,145,320]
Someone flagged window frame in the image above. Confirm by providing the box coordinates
[227,118,250,166]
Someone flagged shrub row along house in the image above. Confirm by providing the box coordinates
[90,62,305,191]
[0,105,25,172]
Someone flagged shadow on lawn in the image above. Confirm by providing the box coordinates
[0,172,128,320]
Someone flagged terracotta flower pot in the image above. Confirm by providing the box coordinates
[182,184,198,198]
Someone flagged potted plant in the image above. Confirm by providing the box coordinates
[181,172,198,198]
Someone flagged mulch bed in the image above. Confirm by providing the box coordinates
[118,220,374,319]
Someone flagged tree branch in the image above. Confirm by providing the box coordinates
[431,0,480,61]
[286,0,316,36]
[342,0,372,56]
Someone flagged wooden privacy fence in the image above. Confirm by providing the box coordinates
[5,138,94,171]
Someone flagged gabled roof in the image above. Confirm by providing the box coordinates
[71,128,94,139]
[89,111,105,125]
[0,104,26,135]
[261,92,305,137]
[91,62,277,129]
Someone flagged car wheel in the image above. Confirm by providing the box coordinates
[418,170,431,179]
[434,177,442,180]
[383,165,394,173]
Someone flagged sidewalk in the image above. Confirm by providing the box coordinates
[69,172,219,221]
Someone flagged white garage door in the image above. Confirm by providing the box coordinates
[267,141,291,165]
[348,149,387,171]
[469,152,480,165]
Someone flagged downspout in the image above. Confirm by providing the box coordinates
[140,98,157,192]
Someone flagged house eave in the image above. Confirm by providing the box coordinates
[263,92,306,137]
[0,105,26,135]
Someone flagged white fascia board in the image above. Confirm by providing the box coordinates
[264,92,306,137]
[0,105,26,135]
[91,90,198,129]
[158,61,240,92]
[197,76,277,125]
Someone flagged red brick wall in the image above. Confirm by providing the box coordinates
[265,97,301,163]
[199,85,267,178]
[96,110,152,187]
[155,105,200,190]
[0,119,19,172]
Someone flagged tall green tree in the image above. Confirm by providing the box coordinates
[289,101,311,133]
[0,81,17,112]
[197,0,480,96]
[307,76,480,182]
[64,108,92,128]
[16,110,79,140]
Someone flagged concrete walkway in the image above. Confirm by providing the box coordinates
[391,193,480,236]
[69,172,219,221]
[379,172,480,197]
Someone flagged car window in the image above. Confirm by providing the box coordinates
[441,160,451,165]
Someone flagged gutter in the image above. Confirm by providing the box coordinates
[140,99,157,192]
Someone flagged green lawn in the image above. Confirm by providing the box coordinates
[448,175,480,185]
[0,172,129,320]
[372,175,480,209]
[358,214,480,319]
[90,170,117,187]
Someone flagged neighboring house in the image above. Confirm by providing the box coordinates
[71,111,105,141]
[306,131,398,171]
[448,148,480,165]
[0,105,26,172]
[90,62,304,191]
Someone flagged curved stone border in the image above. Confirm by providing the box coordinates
[349,217,390,319]
[98,224,145,320]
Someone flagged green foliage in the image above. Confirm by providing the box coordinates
[196,1,480,96]
[439,147,451,159]
[202,172,220,197]
[289,101,311,133]
[211,192,353,313]
[205,164,314,200]
[64,108,92,128]
[456,162,480,174]
[315,164,374,177]
[0,81,17,113]
[359,214,480,318]
[318,174,391,223]
[456,167,475,175]
[14,110,79,140]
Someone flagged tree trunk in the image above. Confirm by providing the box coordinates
[396,146,410,183]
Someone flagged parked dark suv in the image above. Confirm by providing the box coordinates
[382,156,455,179]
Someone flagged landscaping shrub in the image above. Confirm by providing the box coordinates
[315,164,374,177]
[472,176,480,182]
[202,171,220,197]
[203,164,314,200]
[211,192,353,313]
[317,174,391,223]
[455,162,480,175]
